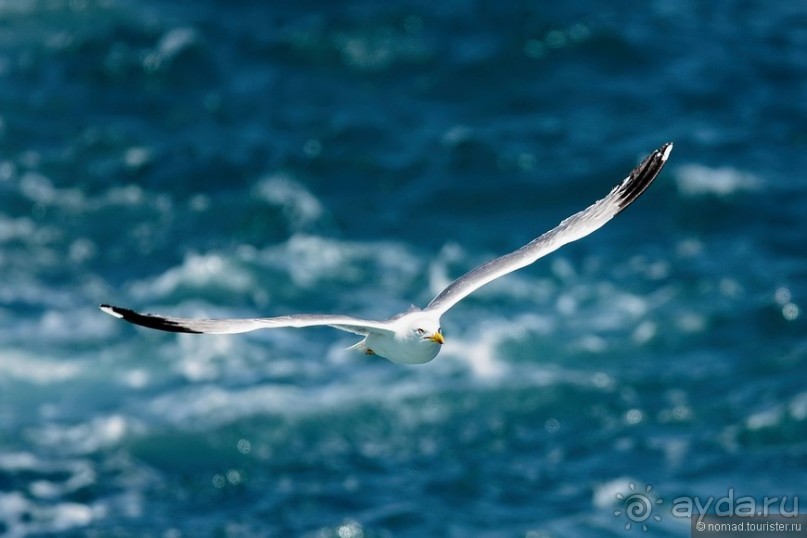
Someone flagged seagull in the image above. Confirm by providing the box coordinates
[101,142,672,365]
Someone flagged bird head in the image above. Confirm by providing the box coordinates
[405,317,444,345]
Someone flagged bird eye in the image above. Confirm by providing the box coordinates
[416,328,425,335]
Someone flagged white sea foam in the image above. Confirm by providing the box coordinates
[255,174,324,230]
[593,477,641,508]
[0,215,36,242]
[140,355,488,429]
[33,415,131,455]
[675,164,759,196]
[157,27,199,60]
[0,492,96,536]
[127,233,424,310]
[745,406,783,430]
[172,333,245,382]
[257,233,422,294]
[37,307,116,342]
[443,312,556,380]
[18,171,93,212]
[129,251,255,301]
[0,214,59,247]
[0,350,82,384]
[146,382,347,428]
[789,392,807,421]
[0,453,99,534]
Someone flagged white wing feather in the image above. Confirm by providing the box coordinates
[99,305,394,336]
[424,142,672,316]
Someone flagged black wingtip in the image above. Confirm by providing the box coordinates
[99,304,202,334]
[617,142,673,210]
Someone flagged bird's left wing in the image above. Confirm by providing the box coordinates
[425,142,672,316]
[99,304,395,336]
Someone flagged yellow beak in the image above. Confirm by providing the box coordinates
[428,332,445,345]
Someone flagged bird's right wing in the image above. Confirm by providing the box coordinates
[99,304,395,337]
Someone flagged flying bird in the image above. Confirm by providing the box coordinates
[101,142,672,364]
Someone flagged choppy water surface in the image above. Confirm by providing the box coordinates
[0,1,805,536]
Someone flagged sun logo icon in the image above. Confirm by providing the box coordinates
[613,482,663,532]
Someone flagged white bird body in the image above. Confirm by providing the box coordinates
[359,312,444,365]
[101,143,672,365]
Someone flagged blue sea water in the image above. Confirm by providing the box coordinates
[1,0,805,536]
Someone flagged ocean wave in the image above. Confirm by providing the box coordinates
[0,452,99,536]
[0,350,83,384]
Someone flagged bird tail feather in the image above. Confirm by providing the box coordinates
[346,338,368,353]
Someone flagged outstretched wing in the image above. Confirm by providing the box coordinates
[99,304,395,336]
[425,142,672,316]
